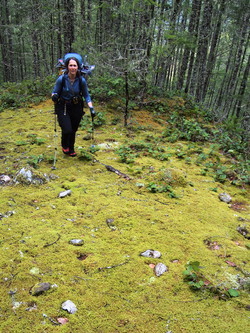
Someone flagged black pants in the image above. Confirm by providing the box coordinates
[55,101,84,152]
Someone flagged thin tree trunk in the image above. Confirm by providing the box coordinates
[235,54,250,118]
[194,0,213,102]
[0,0,14,81]
[63,0,75,52]
[203,0,226,98]
[185,0,202,94]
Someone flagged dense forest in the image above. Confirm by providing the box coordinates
[0,0,249,127]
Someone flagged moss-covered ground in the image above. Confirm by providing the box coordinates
[0,99,249,332]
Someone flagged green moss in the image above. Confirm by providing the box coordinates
[0,100,249,332]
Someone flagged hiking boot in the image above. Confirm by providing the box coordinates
[69,151,77,157]
[62,147,70,154]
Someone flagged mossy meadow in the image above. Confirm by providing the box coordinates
[0,97,249,332]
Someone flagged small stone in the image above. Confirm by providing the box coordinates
[0,175,11,183]
[61,300,77,314]
[106,218,114,224]
[19,168,33,183]
[69,239,84,246]
[31,282,51,296]
[237,225,250,239]
[57,317,69,325]
[140,249,162,258]
[106,218,116,230]
[136,182,145,188]
[13,301,23,309]
[171,259,179,263]
[30,267,40,275]
[59,190,72,198]
[219,193,232,203]
[154,263,168,277]
[26,302,37,311]
[0,210,15,220]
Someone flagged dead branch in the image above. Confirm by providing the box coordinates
[105,165,132,180]
[98,260,129,271]
[43,234,61,248]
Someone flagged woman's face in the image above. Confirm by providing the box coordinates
[68,59,78,76]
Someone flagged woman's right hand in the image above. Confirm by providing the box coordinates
[52,93,59,102]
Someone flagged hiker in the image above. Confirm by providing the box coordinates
[51,56,96,157]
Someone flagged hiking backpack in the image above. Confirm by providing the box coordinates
[56,52,95,78]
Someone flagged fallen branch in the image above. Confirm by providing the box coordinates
[154,199,170,206]
[120,196,148,202]
[98,260,129,271]
[105,165,131,180]
[80,148,132,180]
[43,313,61,326]
[43,234,61,248]
[92,157,132,180]
[73,276,98,281]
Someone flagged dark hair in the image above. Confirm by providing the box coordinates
[65,57,80,76]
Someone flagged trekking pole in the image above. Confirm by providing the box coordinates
[89,107,95,141]
[91,115,94,141]
[52,113,57,170]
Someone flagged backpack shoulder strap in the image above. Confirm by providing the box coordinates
[58,74,65,96]
[79,76,84,96]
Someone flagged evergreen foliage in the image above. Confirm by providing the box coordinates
[0,0,249,128]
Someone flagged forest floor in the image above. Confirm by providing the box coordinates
[0,99,249,333]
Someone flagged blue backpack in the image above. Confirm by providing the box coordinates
[56,52,95,78]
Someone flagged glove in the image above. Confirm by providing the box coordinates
[52,93,59,103]
[90,107,96,119]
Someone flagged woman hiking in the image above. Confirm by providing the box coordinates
[52,56,95,157]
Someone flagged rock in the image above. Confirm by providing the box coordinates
[140,249,162,258]
[61,300,77,314]
[106,218,117,230]
[154,263,168,277]
[17,168,33,183]
[59,190,72,198]
[237,225,250,239]
[0,211,15,220]
[31,282,51,296]
[0,174,11,184]
[97,142,119,150]
[57,317,69,325]
[219,192,232,203]
[69,239,84,246]
[14,168,49,185]
[26,302,37,311]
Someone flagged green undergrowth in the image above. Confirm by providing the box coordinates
[0,99,249,333]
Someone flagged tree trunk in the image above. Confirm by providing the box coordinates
[235,54,250,118]
[184,0,202,94]
[0,0,14,81]
[193,0,213,102]
[31,0,41,78]
[177,0,200,90]
[202,0,226,98]
[62,0,75,52]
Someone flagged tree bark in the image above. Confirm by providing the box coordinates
[62,0,75,52]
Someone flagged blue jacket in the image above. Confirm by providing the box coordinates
[52,74,92,103]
